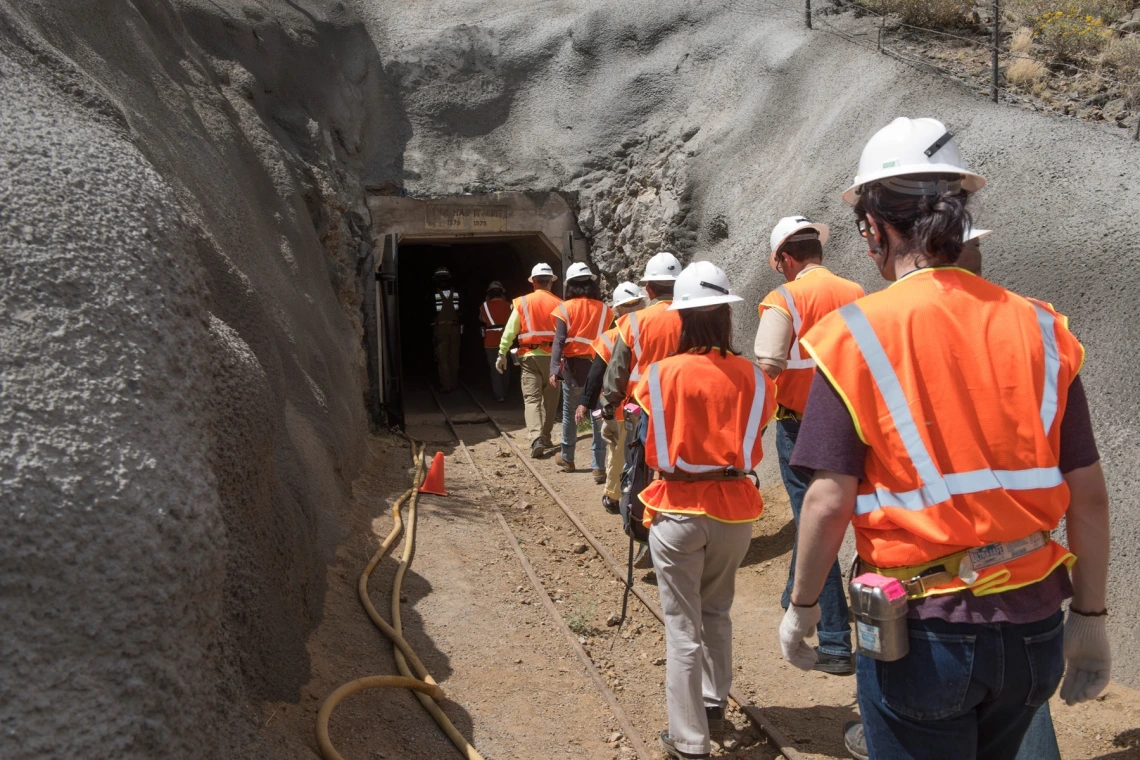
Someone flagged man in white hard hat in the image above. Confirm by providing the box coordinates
[575,282,648,512]
[496,263,563,458]
[430,266,462,392]
[754,215,865,676]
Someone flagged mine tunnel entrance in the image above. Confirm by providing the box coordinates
[368,192,589,429]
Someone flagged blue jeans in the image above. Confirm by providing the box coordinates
[857,609,1065,760]
[1015,701,1061,760]
[778,418,851,658]
[561,381,604,468]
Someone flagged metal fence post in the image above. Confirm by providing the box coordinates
[879,12,886,52]
[805,0,812,29]
[1134,110,1139,141]
[991,0,1000,103]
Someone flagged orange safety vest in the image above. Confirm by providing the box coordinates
[553,298,614,359]
[801,268,1085,597]
[617,300,682,385]
[757,267,864,414]
[591,327,619,365]
[632,351,776,527]
[480,298,513,349]
[512,289,563,354]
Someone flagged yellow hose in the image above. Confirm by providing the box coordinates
[315,440,485,760]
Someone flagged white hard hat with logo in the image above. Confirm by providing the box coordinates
[769,216,830,271]
[612,281,645,307]
[843,117,986,206]
[669,261,743,311]
[963,225,992,242]
[638,251,682,284]
[528,262,558,282]
[565,261,597,281]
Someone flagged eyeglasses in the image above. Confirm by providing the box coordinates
[856,219,871,238]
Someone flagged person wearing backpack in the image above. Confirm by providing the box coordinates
[631,261,776,759]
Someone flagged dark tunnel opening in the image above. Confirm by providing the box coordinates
[397,234,562,400]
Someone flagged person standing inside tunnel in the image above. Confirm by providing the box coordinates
[431,266,462,392]
[480,280,513,402]
[549,262,613,476]
[631,261,775,760]
[778,118,1111,760]
[496,263,563,458]
[754,215,865,676]
[576,281,647,512]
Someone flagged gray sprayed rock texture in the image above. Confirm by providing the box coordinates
[3,0,1140,757]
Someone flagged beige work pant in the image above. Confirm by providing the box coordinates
[519,354,559,448]
[604,422,627,500]
[433,323,460,391]
[650,512,753,756]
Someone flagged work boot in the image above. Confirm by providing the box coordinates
[843,721,869,760]
[706,706,740,751]
[554,453,575,472]
[659,731,709,759]
[813,647,855,676]
[592,468,606,484]
[601,495,620,514]
[530,440,545,459]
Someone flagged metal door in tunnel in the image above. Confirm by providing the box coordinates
[377,233,403,429]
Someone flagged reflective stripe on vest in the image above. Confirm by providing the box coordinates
[519,295,555,341]
[629,311,644,381]
[556,302,606,346]
[646,361,768,474]
[775,285,817,371]
[840,301,1064,516]
[482,301,494,326]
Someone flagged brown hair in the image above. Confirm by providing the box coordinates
[778,238,823,263]
[677,305,734,358]
[855,174,971,263]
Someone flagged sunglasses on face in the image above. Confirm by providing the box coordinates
[856,219,871,238]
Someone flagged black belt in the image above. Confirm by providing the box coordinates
[659,468,749,482]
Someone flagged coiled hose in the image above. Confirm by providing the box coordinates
[316,438,485,760]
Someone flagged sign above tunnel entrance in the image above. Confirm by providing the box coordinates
[424,204,510,232]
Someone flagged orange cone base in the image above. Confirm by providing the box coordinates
[418,451,448,496]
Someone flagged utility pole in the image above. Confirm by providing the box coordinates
[992,0,1001,103]
[805,0,812,30]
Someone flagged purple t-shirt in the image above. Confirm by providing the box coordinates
[790,373,1097,623]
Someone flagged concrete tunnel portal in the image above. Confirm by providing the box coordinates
[365,192,590,429]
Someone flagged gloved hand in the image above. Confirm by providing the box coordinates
[779,603,820,671]
[601,418,621,445]
[495,354,507,375]
[1060,611,1112,705]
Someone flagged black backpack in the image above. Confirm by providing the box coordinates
[619,408,651,544]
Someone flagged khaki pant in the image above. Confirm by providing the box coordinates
[433,323,460,391]
[650,512,752,756]
[519,353,559,448]
[604,421,626,500]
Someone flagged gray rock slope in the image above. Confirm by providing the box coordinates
[2,0,1137,756]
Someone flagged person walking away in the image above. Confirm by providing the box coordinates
[549,262,613,476]
[631,261,776,759]
[431,266,462,392]
[496,263,563,458]
[840,222,1067,760]
[575,282,647,510]
[603,251,684,538]
[480,281,513,402]
[778,117,1111,760]
[755,215,865,676]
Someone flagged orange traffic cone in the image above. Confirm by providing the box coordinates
[418,451,448,496]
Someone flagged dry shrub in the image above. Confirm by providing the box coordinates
[1036,7,1114,60]
[861,0,974,27]
[1011,26,1036,53]
[1007,0,1130,26]
[1101,36,1140,105]
[1007,55,1050,83]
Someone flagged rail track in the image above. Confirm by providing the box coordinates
[425,382,806,760]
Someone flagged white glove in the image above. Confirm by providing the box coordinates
[1060,611,1111,705]
[495,354,507,374]
[601,418,620,445]
[779,604,820,671]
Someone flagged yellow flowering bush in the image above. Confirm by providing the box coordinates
[1034,7,1114,60]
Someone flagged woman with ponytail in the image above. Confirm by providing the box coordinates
[778,118,1110,760]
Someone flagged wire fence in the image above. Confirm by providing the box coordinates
[726,0,1140,141]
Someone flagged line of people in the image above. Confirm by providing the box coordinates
[484,116,1112,760]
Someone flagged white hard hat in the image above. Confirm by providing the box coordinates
[565,261,597,281]
[669,261,743,311]
[639,251,682,284]
[769,216,830,271]
[963,225,991,242]
[528,262,558,282]
[842,117,986,206]
[612,281,645,307]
